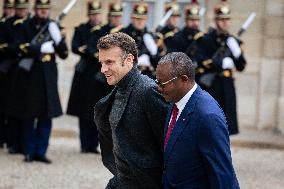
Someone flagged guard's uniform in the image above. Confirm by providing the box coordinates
[193,1,246,135]
[67,0,113,153]
[6,0,68,162]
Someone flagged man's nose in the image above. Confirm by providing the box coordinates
[101,64,108,73]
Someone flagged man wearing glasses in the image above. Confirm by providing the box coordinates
[156,52,239,189]
[95,32,168,189]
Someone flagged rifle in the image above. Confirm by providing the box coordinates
[199,12,256,88]
[18,0,77,71]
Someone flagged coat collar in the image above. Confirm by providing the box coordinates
[109,68,140,128]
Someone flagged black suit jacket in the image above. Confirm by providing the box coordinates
[94,68,169,189]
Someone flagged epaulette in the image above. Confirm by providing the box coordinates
[164,31,175,39]
[110,25,124,34]
[0,18,6,23]
[13,18,25,26]
[0,43,8,50]
[193,32,204,41]
[78,45,87,54]
[91,25,102,32]
[202,59,213,68]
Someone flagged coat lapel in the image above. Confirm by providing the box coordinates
[94,88,117,129]
[164,86,202,163]
[111,76,138,129]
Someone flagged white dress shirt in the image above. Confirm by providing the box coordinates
[168,83,197,126]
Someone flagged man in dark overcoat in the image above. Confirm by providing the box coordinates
[95,32,169,189]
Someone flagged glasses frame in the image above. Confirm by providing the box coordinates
[155,76,179,88]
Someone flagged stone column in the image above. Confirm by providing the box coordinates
[258,0,284,131]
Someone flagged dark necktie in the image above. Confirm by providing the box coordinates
[164,104,179,150]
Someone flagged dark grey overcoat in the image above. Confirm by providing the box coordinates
[94,68,169,189]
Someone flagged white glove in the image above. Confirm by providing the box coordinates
[48,22,62,45]
[143,33,158,56]
[40,41,55,53]
[138,54,151,67]
[222,57,235,69]
[226,37,241,58]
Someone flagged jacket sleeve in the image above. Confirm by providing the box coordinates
[197,113,239,189]
[144,85,169,150]
[94,97,117,175]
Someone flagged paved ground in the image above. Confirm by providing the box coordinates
[1,115,284,189]
[0,136,284,189]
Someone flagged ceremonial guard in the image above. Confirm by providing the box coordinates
[67,0,112,154]
[0,0,15,149]
[157,1,180,52]
[100,1,123,35]
[194,0,247,135]
[0,0,31,154]
[6,0,68,163]
[122,1,161,78]
[169,0,203,56]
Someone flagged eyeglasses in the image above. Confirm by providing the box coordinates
[155,76,178,88]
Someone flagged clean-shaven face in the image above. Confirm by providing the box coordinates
[99,46,134,85]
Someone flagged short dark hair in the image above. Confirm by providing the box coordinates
[158,52,196,82]
[97,32,138,64]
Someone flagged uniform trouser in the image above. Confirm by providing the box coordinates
[0,114,5,147]
[79,118,99,151]
[6,117,25,153]
[23,118,52,156]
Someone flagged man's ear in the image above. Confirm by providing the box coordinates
[180,75,189,82]
[126,54,135,66]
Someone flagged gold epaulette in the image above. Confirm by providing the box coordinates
[0,18,6,23]
[0,43,8,49]
[78,45,87,54]
[19,43,30,54]
[193,32,204,41]
[13,18,25,26]
[91,25,102,32]
[164,31,175,39]
[202,59,213,68]
[110,25,124,34]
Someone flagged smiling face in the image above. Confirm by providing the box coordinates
[99,46,134,85]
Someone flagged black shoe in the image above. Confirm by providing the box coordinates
[8,147,18,154]
[23,154,33,163]
[33,155,52,164]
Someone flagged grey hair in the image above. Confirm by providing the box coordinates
[158,52,196,82]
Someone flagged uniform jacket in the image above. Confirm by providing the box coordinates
[192,28,246,135]
[5,16,68,119]
[67,22,112,120]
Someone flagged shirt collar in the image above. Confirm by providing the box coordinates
[175,83,197,114]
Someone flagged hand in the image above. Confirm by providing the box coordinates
[143,33,158,56]
[40,41,55,53]
[222,57,235,69]
[48,22,62,45]
[226,37,241,58]
[138,54,151,67]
